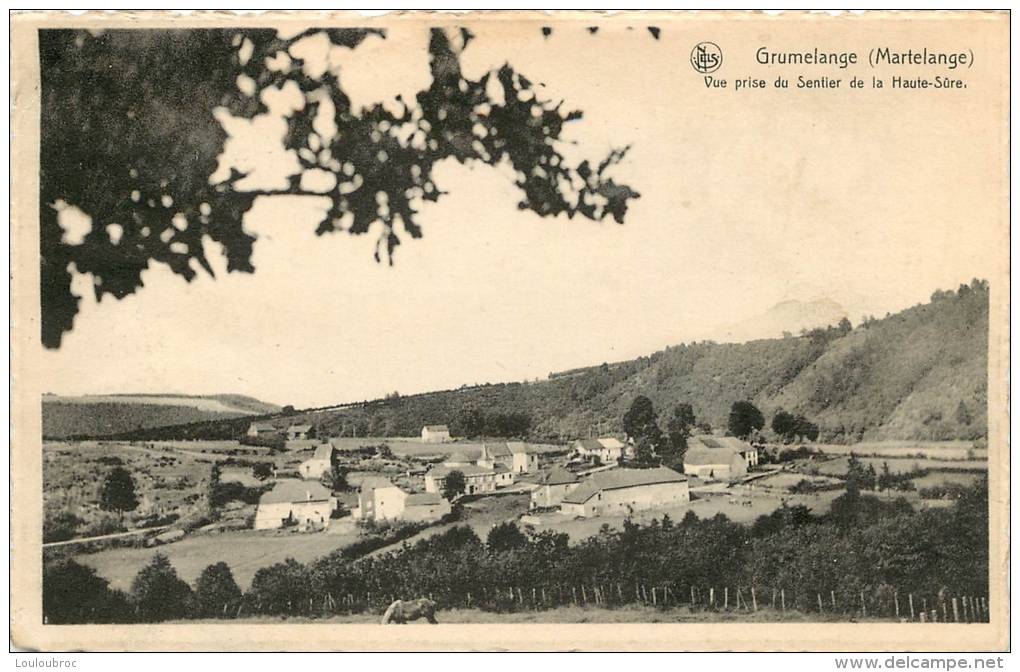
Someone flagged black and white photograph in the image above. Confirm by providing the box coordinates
[10,10,1010,653]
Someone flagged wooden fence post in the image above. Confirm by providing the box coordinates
[772,588,777,609]
[894,593,900,619]
[572,586,577,605]
[818,593,824,613]
[909,594,915,621]
[724,587,728,610]
[952,598,959,623]
[691,586,696,605]
[751,586,758,612]
[710,587,715,607]
[920,611,926,623]
[781,589,786,613]
[831,591,837,612]
[581,585,587,605]
[642,585,648,604]
[860,592,866,619]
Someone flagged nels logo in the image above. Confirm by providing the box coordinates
[691,42,723,73]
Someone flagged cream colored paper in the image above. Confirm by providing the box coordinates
[10,10,1009,651]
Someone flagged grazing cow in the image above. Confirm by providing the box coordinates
[381,598,438,625]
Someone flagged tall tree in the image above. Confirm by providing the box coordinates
[40,27,639,348]
[99,466,139,520]
[442,469,467,501]
[130,553,193,622]
[727,401,764,439]
[623,395,663,448]
[191,561,242,619]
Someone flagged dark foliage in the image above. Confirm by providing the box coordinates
[130,553,193,622]
[728,401,765,439]
[191,561,243,619]
[39,28,638,347]
[43,560,133,624]
[100,466,139,517]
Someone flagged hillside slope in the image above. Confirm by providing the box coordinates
[103,281,988,444]
[42,394,280,439]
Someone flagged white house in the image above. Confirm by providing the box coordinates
[354,477,407,521]
[530,467,580,509]
[572,437,625,463]
[478,441,538,473]
[559,467,689,517]
[421,425,452,444]
[254,480,337,531]
[425,464,501,496]
[246,422,276,438]
[299,444,336,480]
[353,477,450,522]
[682,436,757,480]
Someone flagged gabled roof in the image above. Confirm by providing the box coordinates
[507,441,530,455]
[561,467,686,505]
[358,476,397,493]
[287,424,312,433]
[597,437,626,450]
[428,464,494,478]
[445,451,476,465]
[574,438,605,452]
[310,444,335,461]
[260,480,333,505]
[250,422,276,431]
[684,436,751,465]
[483,442,513,458]
[423,425,450,432]
[541,467,578,486]
[405,492,446,507]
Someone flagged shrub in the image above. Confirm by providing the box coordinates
[43,560,133,624]
[246,558,312,616]
[191,561,242,619]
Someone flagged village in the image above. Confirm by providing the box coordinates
[241,421,764,534]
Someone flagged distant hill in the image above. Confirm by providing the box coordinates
[41,394,280,439]
[98,281,989,445]
[710,298,849,343]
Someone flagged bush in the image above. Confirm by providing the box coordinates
[246,558,312,616]
[43,511,84,543]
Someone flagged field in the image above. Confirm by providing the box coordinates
[809,440,986,461]
[78,523,363,592]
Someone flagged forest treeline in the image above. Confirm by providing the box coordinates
[66,280,988,445]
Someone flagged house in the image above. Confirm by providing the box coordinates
[478,441,538,473]
[247,422,276,438]
[286,424,313,441]
[254,480,337,531]
[682,436,757,480]
[299,444,336,480]
[352,477,450,523]
[402,492,452,523]
[572,437,624,463]
[443,450,478,467]
[354,477,407,521]
[530,467,580,509]
[560,467,689,517]
[425,464,499,496]
[421,425,452,444]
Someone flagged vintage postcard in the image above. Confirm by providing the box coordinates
[10,10,1009,652]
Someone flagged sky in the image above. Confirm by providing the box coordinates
[38,19,1006,408]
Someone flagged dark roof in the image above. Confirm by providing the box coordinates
[259,480,333,505]
[428,464,493,478]
[310,444,335,461]
[358,476,397,493]
[507,441,530,455]
[561,467,686,505]
[287,424,312,433]
[483,442,513,458]
[541,467,578,486]
[575,438,605,452]
[250,422,276,431]
[684,436,751,465]
[405,492,446,506]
